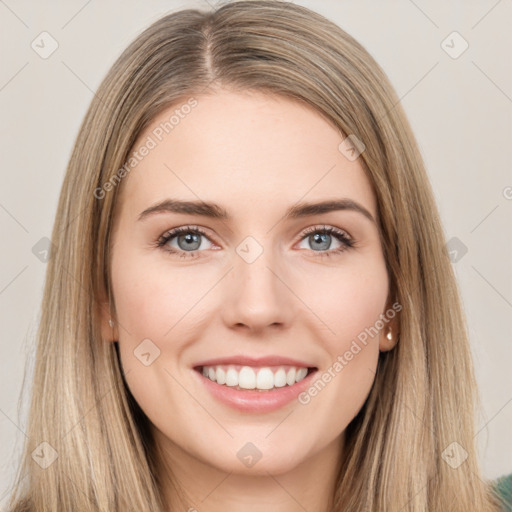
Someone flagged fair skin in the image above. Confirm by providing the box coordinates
[102,89,398,512]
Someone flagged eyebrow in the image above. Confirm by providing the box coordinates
[138,198,375,224]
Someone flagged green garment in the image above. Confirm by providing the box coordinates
[494,473,512,511]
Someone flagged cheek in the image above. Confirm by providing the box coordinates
[332,272,388,348]
[111,250,212,345]
[294,259,388,419]
[109,250,218,411]
[296,257,389,351]
[109,254,200,426]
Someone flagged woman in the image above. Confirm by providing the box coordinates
[7,1,510,510]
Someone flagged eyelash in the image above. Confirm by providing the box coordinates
[155,225,355,260]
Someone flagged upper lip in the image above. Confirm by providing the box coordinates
[193,355,317,369]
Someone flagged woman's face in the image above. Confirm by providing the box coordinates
[105,89,397,476]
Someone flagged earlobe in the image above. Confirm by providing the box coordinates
[98,299,119,343]
[379,299,400,352]
[379,324,399,352]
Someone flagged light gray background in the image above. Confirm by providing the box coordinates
[1,0,511,505]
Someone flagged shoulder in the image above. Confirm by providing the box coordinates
[493,473,512,511]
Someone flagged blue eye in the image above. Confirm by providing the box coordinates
[157,226,214,258]
[156,225,354,259]
[297,225,354,257]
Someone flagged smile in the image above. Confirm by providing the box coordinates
[198,364,313,391]
[192,358,319,413]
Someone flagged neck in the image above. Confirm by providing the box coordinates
[154,432,344,512]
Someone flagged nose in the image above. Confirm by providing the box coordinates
[221,246,297,333]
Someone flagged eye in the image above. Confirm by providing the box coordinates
[155,224,355,260]
[156,226,216,259]
[296,225,354,257]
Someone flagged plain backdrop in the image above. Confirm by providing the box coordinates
[1,0,511,504]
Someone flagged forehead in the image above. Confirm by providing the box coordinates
[117,89,377,223]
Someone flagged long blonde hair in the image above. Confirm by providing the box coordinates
[7,1,502,510]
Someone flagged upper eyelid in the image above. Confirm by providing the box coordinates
[301,225,352,240]
[159,224,352,246]
[158,225,213,244]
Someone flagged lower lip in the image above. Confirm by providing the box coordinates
[192,368,318,413]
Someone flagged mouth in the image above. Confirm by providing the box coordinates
[193,364,318,392]
[191,355,319,412]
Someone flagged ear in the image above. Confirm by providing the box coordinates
[97,289,119,343]
[378,299,401,352]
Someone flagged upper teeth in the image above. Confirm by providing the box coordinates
[201,365,309,390]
